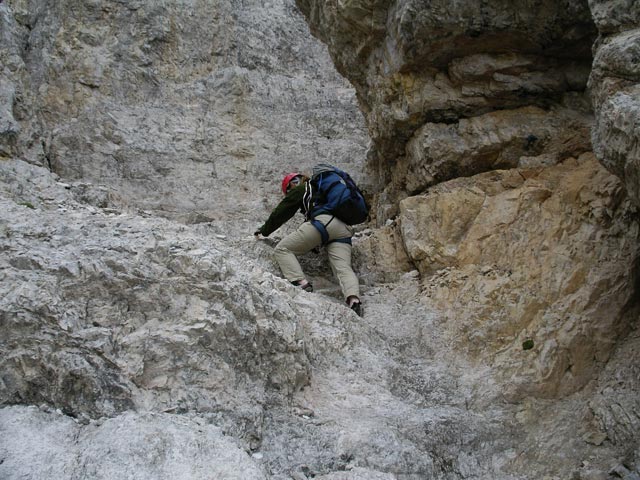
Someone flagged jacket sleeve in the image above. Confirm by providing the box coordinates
[257,184,305,236]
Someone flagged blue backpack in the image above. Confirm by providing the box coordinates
[304,164,369,225]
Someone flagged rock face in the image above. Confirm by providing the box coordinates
[0,158,311,433]
[1,0,640,479]
[295,0,597,201]
[401,154,638,399]
[0,0,369,226]
[295,0,640,476]
[1,407,268,479]
[588,0,640,207]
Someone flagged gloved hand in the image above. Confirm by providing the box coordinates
[254,230,262,238]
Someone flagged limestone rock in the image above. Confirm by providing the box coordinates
[351,224,414,284]
[5,158,635,479]
[0,159,320,447]
[1,0,640,479]
[0,406,267,480]
[588,1,640,207]
[402,105,592,195]
[586,320,640,449]
[401,154,639,399]
[296,0,597,191]
[315,469,396,480]
[0,0,369,227]
[589,0,640,34]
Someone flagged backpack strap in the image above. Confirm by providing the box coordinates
[303,180,313,219]
[309,216,352,246]
[330,237,352,246]
[310,218,330,245]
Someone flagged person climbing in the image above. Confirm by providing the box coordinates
[254,165,368,316]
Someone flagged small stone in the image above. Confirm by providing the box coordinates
[582,431,607,446]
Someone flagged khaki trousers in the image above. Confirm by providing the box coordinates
[274,214,360,300]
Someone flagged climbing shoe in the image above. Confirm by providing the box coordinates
[291,280,313,292]
[346,296,362,317]
[347,295,362,317]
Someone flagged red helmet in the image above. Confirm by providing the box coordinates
[281,172,301,194]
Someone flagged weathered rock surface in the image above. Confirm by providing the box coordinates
[0,407,268,479]
[1,0,640,479]
[0,159,313,432]
[295,0,640,476]
[401,154,639,399]
[295,0,597,199]
[1,157,639,478]
[0,0,369,226]
[1,157,636,478]
[588,0,640,208]
[401,104,592,194]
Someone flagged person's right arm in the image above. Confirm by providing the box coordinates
[255,184,305,237]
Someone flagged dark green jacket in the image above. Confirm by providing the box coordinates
[257,183,307,236]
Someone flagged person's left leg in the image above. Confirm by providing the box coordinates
[318,214,360,302]
[326,241,360,300]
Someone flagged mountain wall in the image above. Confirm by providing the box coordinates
[589,0,640,208]
[0,0,368,227]
[1,0,639,479]
[294,1,640,475]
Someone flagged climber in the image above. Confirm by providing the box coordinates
[254,167,365,316]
